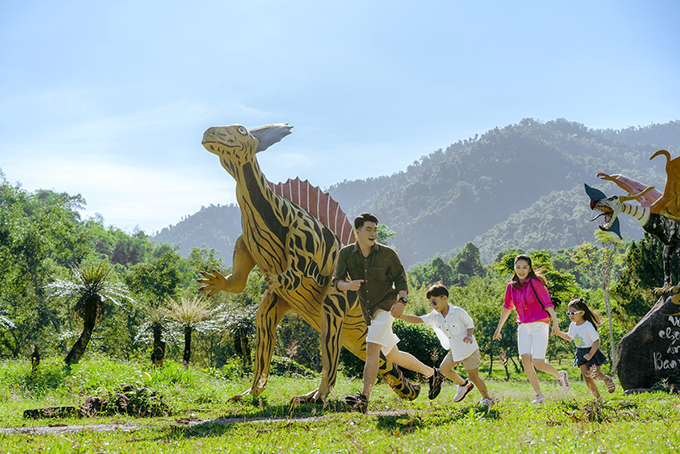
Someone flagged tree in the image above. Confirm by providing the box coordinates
[165,295,220,366]
[450,242,487,286]
[126,249,183,365]
[611,233,666,328]
[47,262,132,364]
[572,230,627,371]
[0,180,90,358]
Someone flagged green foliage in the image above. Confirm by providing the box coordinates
[269,356,318,378]
[275,314,321,371]
[407,243,487,289]
[95,383,171,417]
[611,233,666,328]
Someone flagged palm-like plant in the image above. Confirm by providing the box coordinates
[47,262,131,364]
[134,304,178,367]
[165,295,221,366]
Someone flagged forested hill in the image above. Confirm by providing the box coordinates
[152,118,680,267]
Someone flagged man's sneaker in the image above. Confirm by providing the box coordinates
[428,368,444,400]
[531,393,546,405]
[604,375,616,393]
[344,392,368,413]
[479,396,495,407]
[556,370,570,394]
[453,379,475,402]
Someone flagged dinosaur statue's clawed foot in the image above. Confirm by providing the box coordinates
[654,284,675,295]
[228,388,261,403]
[289,388,326,405]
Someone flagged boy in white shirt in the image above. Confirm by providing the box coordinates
[399,282,494,406]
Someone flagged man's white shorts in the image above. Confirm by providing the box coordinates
[517,321,549,359]
[366,309,400,355]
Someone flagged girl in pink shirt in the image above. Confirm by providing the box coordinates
[493,254,570,404]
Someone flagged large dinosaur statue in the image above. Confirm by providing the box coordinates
[197,123,420,403]
[585,150,680,293]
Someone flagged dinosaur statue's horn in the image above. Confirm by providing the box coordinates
[650,149,671,163]
[619,186,655,203]
[251,124,294,153]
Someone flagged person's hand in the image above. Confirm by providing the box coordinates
[584,353,593,361]
[390,301,405,318]
[345,279,364,291]
[493,329,502,341]
[463,335,473,344]
[551,321,560,336]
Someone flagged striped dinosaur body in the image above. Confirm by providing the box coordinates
[198,123,419,402]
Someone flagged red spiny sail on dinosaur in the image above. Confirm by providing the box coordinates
[267,177,355,246]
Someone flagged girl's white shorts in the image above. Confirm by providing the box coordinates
[517,321,549,359]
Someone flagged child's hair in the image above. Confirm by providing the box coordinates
[426,281,449,299]
[354,212,379,230]
[510,254,548,288]
[568,298,602,329]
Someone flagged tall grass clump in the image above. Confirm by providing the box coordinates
[0,358,68,399]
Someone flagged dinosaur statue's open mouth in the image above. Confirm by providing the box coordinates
[590,203,615,230]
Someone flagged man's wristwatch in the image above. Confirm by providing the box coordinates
[398,296,408,304]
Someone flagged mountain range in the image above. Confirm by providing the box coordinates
[151,118,680,268]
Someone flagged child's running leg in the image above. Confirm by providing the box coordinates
[440,352,466,385]
[467,367,490,398]
[579,364,601,398]
[589,365,615,393]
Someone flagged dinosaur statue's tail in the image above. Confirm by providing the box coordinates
[379,359,421,400]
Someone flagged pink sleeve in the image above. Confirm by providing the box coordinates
[503,284,514,310]
[531,279,553,308]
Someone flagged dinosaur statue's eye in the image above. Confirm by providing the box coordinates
[237,126,248,135]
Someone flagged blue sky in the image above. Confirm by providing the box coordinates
[1,0,679,233]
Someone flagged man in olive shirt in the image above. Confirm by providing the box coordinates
[333,212,443,411]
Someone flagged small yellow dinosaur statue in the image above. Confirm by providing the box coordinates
[197,123,420,403]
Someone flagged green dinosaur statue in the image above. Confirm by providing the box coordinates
[197,123,420,403]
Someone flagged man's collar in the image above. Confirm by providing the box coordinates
[352,241,379,255]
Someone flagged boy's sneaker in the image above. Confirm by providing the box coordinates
[531,393,546,405]
[479,396,495,407]
[453,379,475,402]
[428,368,444,400]
[556,370,570,394]
[344,392,368,413]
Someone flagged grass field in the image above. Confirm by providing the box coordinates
[0,357,678,453]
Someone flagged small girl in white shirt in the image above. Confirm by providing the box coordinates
[557,298,615,398]
[400,282,494,406]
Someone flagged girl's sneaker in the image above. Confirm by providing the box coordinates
[604,375,616,393]
[479,396,495,407]
[556,370,570,394]
[531,393,546,405]
[344,392,368,413]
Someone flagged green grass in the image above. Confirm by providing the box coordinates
[1,357,679,453]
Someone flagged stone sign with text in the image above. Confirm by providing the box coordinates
[617,293,680,390]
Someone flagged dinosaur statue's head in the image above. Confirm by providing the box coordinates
[202,123,293,177]
[584,183,623,238]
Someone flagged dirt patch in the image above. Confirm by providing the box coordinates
[0,422,142,435]
[0,409,416,435]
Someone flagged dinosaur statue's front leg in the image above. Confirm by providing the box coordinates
[230,290,290,401]
[198,235,256,296]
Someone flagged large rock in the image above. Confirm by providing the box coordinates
[617,293,680,390]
